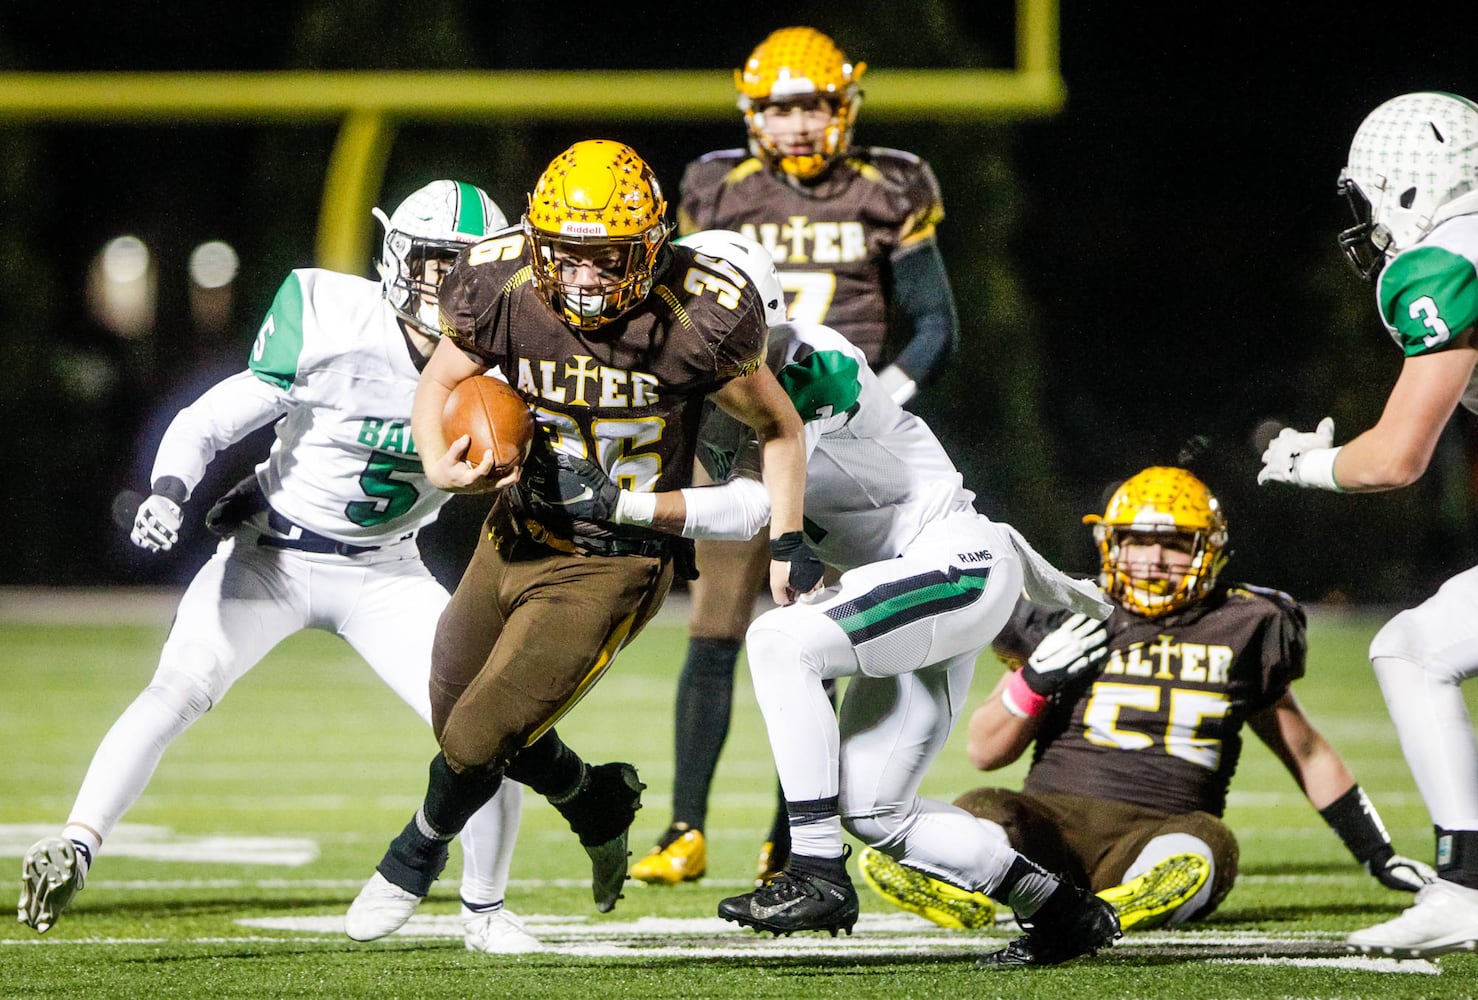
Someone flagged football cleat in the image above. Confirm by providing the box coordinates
[554,762,646,913]
[857,846,996,931]
[978,882,1121,968]
[1347,879,1478,959]
[345,872,423,942]
[631,826,707,885]
[463,908,545,954]
[718,866,859,937]
[18,837,85,934]
[1095,852,1210,932]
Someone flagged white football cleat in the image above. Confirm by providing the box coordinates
[463,908,545,953]
[345,872,423,941]
[18,837,85,934]
[1347,878,1478,958]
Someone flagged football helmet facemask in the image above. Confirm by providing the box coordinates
[373,180,507,339]
[677,229,787,328]
[735,27,866,181]
[524,140,671,331]
[1338,91,1478,280]
[1083,467,1229,619]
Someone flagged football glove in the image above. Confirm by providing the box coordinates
[1023,612,1109,696]
[1365,845,1436,893]
[770,530,825,596]
[1257,417,1342,490]
[526,451,622,522]
[131,494,183,553]
[205,475,268,536]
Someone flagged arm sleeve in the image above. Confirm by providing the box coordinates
[888,237,959,387]
[679,474,771,541]
[148,371,288,500]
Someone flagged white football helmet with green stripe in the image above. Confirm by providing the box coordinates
[1339,92,1478,279]
[677,229,787,327]
[373,179,508,337]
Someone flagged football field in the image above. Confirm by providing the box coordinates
[2,589,1475,999]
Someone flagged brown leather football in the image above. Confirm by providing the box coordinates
[441,375,535,475]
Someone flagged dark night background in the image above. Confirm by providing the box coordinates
[1,2,1475,607]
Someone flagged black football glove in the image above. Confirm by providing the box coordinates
[525,450,621,522]
[1023,613,1110,696]
[205,475,268,537]
[770,530,825,595]
[1364,844,1436,892]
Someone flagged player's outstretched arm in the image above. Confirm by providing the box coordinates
[1248,689,1434,891]
[965,671,1041,771]
[1259,339,1477,492]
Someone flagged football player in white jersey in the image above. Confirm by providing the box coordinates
[17,180,541,954]
[1259,91,1478,958]
[544,231,1120,967]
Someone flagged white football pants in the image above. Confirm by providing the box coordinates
[1369,563,1478,832]
[65,531,522,906]
[746,511,1027,895]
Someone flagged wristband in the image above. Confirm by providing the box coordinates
[1001,670,1050,719]
[613,490,656,527]
[1318,784,1389,864]
[151,475,190,505]
[1294,446,1343,492]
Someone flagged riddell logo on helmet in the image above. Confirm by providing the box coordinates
[561,221,608,237]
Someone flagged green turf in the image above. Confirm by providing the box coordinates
[2,603,1475,998]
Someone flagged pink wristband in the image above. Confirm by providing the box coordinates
[1001,670,1050,719]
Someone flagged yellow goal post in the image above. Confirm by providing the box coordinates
[0,0,1062,272]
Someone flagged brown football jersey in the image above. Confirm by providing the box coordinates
[437,231,767,496]
[995,584,1307,816]
[678,147,944,366]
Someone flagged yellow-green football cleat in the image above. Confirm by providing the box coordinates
[755,839,788,887]
[1095,852,1210,931]
[857,846,996,930]
[631,827,706,885]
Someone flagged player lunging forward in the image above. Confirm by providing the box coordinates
[551,231,1120,967]
[1259,91,1478,958]
[18,181,542,953]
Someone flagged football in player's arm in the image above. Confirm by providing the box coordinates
[344,142,813,942]
[1258,91,1478,959]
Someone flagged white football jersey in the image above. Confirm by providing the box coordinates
[1376,214,1478,413]
[151,268,447,543]
[701,321,976,571]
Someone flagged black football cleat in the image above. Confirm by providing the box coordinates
[978,883,1121,968]
[553,762,645,913]
[718,867,860,937]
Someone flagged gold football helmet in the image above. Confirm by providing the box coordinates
[524,139,671,330]
[735,27,866,180]
[1083,467,1229,618]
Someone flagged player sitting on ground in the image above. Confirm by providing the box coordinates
[858,467,1432,933]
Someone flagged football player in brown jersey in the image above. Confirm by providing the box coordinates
[857,467,1435,933]
[634,25,962,889]
[342,140,815,941]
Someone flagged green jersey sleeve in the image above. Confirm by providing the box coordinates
[777,348,862,423]
[248,272,307,390]
[1379,244,1478,357]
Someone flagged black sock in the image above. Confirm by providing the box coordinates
[504,728,584,799]
[1436,827,1478,890]
[788,850,849,884]
[377,815,451,897]
[423,751,504,835]
[671,637,742,828]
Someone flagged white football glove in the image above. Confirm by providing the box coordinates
[876,364,918,406]
[1023,612,1110,696]
[1365,846,1437,893]
[131,494,183,553]
[1257,417,1342,490]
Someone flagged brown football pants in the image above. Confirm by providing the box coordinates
[429,505,673,773]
